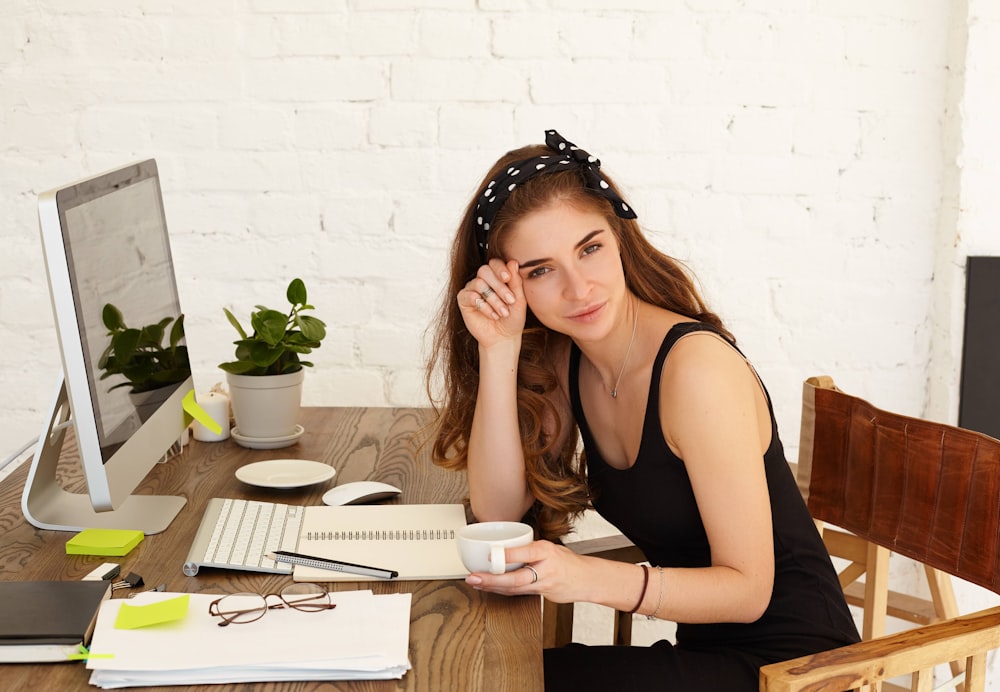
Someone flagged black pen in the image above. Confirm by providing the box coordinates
[267,550,399,580]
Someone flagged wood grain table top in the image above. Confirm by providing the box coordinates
[0,407,543,691]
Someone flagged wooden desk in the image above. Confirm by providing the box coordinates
[0,407,543,691]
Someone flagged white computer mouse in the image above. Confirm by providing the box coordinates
[321,480,402,506]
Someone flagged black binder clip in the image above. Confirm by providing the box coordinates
[111,572,144,592]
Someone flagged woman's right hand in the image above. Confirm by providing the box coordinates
[458,259,526,349]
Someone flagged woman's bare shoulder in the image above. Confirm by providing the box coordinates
[659,328,754,402]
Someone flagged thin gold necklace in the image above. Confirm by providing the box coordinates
[610,301,639,399]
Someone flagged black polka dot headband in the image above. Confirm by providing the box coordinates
[473,129,638,264]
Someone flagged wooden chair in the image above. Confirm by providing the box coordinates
[544,376,1000,691]
[759,376,1000,691]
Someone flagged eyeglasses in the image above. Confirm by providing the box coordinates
[207,583,336,627]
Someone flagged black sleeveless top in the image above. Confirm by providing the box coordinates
[570,322,859,661]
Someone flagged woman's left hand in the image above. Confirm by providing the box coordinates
[464,539,581,603]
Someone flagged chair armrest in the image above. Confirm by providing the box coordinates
[562,534,645,564]
[759,606,1000,692]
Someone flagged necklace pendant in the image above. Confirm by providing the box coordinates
[611,388,618,399]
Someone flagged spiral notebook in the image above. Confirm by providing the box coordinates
[293,503,469,582]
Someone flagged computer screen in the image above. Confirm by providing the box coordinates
[23,159,190,534]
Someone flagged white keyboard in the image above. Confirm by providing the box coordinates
[182,498,303,576]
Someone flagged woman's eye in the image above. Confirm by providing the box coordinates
[527,266,550,279]
[582,243,601,256]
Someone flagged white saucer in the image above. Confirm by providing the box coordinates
[235,459,336,489]
[231,424,304,450]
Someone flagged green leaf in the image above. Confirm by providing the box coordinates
[141,323,165,348]
[169,315,185,351]
[102,303,125,331]
[114,328,141,364]
[223,308,248,340]
[231,341,254,362]
[248,340,286,368]
[296,314,327,342]
[251,309,289,345]
[219,359,258,375]
[287,278,307,306]
[98,343,114,369]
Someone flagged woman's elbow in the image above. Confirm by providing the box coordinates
[468,496,528,523]
[469,501,503,523]
[737,575,774,623]
[739,595,771,623]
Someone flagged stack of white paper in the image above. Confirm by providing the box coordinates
[86,590,411,688]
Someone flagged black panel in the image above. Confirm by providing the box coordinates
[958,256,1000,438]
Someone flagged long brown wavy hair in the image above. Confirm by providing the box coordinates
[426,141,730,540]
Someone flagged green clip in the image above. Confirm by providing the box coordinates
[67,644,114,661]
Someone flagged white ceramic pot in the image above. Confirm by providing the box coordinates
[226,369,304,439]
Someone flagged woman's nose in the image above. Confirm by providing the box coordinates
[562,266,590,300]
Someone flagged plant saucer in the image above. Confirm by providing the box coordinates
[231,424,304,450]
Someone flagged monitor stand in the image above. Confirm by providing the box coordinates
[21,379,187,535]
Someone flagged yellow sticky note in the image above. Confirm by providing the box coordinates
[182,389,222,434]
[114,594,190,629]
[66,528,144,556]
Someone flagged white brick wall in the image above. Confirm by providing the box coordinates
[2,1,999,683]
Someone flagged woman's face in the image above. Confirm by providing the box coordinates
[503,201,628,343]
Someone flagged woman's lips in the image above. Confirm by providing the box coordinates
[567,302,606,322]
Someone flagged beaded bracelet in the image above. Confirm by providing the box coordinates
[627,564,650,614]
[646,566,665,620]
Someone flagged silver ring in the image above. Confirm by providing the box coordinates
[474,297,484,309]
[480,286,495,301]
[526,564,539,584]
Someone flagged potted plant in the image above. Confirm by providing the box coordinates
[219,278,326,445]
[98,304,191,421]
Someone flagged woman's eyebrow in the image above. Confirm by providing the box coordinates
[517,229,605,269]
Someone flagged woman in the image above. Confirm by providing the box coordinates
[427,130,859,690]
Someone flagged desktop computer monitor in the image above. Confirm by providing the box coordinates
[23,159,191,534]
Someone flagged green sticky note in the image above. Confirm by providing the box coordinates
[114,594,190,629]
[66,528,144,556]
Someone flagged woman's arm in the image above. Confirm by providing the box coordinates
[467,335,536,520]
[643,333,775,622]
[460,259,537,521]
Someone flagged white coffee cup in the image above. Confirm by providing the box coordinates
[457,521,534,574]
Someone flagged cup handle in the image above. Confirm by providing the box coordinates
[489,545,507,574]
